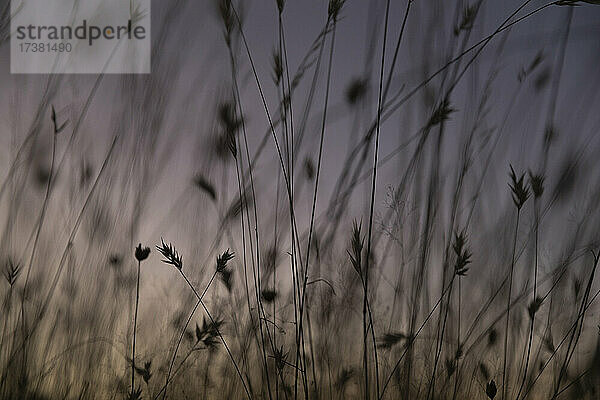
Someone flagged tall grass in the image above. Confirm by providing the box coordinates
[1,0,600,399]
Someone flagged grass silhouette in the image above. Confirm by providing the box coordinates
[1,0,600,399]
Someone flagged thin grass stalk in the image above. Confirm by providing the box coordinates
[131,258,141,395]
[305,306,318,397]
[231,55,275,400]
[280,11,312,399]
[154,341,210,400]
[289,16,331,400]
[502,208,521,400]
[235,52,276,400]
[286,23,335,390]
[296,9,338,400]
[273,167,280,400]
[551,251,599,397]
[230,39,279,400]
[426,258,455,399]
[456,252,584,393]
[219,5,275,395]
[229,122,259,394]
[232,20,334,192]
[541,5,573,172]
[452,276,462,399]
[427,7,484,393]
[463,245,584,358]
[161,270,217,400]
[451,73,497,399]
[229,4,308,276]
[277,4,308,389]
[465,81,522,227]
[502,165,531,399]
[329,0,526,222]
[0,273,17,387]
[516,197,541,400]
[274,10,303,399]
[229,95,258,389]
[226,22,312,379]
[228,3,297,235]
[378,0,553,129]
[324,0,412,228]
[426,115,459,400]
[553,363,596,398]
[177,269,251,399]
[522,279,600,399]
[363,0,391,397]
[379,275,456,400]
[517,28,575,389]
[227,5,312,399]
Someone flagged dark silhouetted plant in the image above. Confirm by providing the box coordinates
[131,244,150,398]
[487,379,497,399]
[502,165,530,399]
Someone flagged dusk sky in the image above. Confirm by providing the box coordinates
[1,2,600,399]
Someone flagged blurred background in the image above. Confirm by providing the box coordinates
[1,0,600,399]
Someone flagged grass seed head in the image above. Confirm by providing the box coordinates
[345,78,367,105]
[271,49,283,85]
[304,157,315,180]
[193,174,217,200]
[51,104,68,135]
[261,288,278,303]
[378,332,408,349]
[134,361,152,384]
[127,386,142,400]
[528,296,543,319]
[276,0,285,14]
[348,220,364,276]
[109,254,123,267]
[445,357,456,377]
[216,249,235,272]
[216,250,234,292]
[427,98,456,127]
[135,244,150,262]
[335,368,355,390]
[487,328,498,347]
[509,164,530,210]
[196,317,224,349]
[156,239,183,270]
[219,268,233,292]
[519,51,544,81]
[534,68,551,92]
[328,0,345,20]
[454,4,477,35]
[218,0,234,44]
[217,102,242,158]
[528,171,545,199]
[453,230,472,276]
[272,345,288,371]
[486,380,497,399]
[3,258,20,287]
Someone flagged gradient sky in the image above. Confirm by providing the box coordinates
[1,0,600,253]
